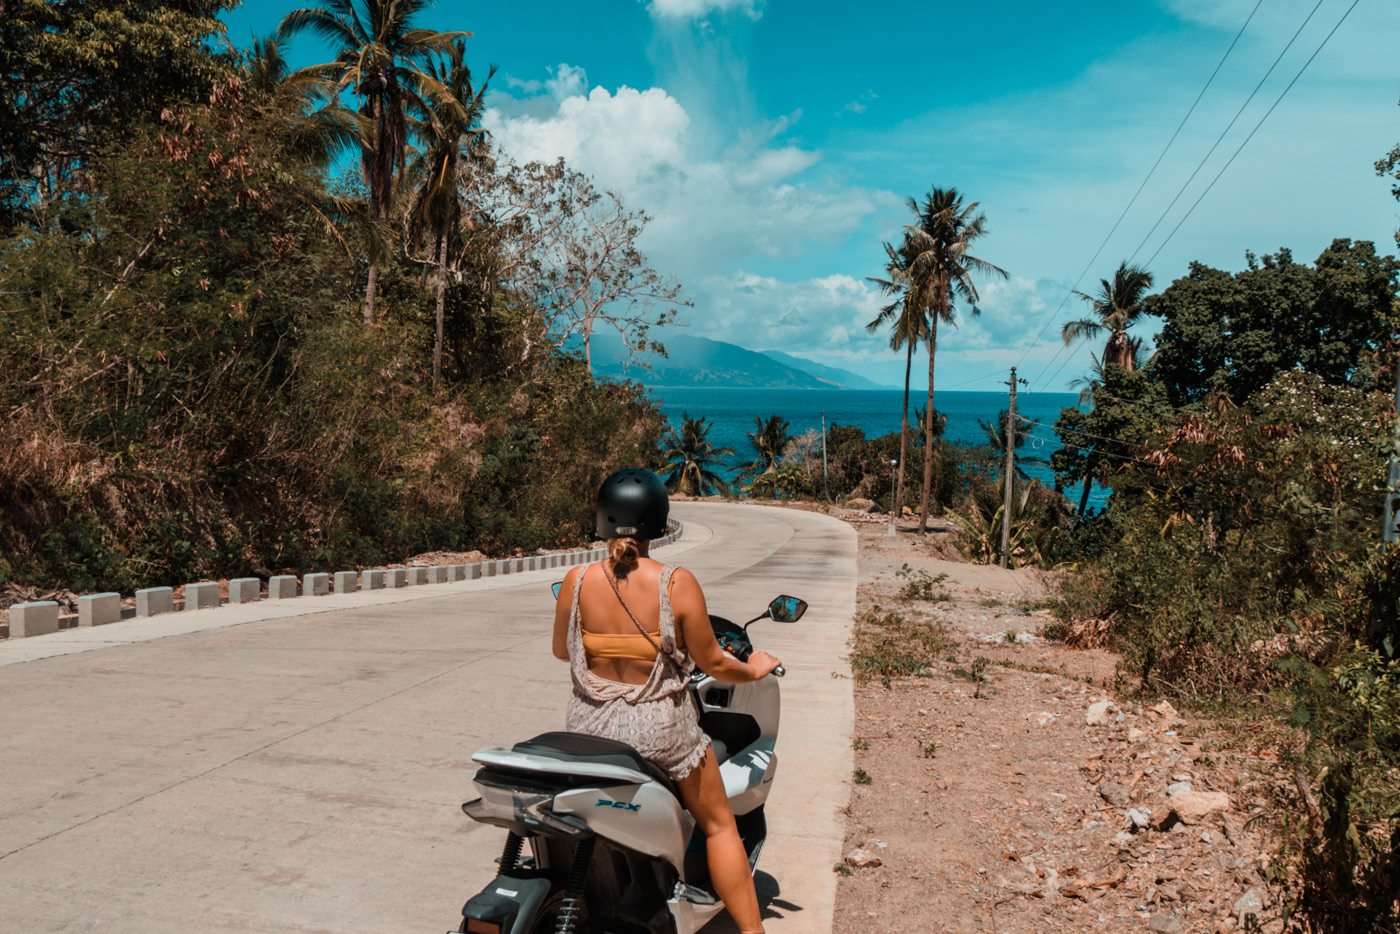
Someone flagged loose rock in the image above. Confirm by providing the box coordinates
[846,848,883,868]
[1086,699,1116,726]
[1099,781,1132,806]
[1170,790,1231,825]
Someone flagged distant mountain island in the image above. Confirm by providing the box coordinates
[588,333,893,390]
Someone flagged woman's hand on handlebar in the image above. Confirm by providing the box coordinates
[747,651,782,680]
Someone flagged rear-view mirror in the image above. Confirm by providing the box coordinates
[768,595,807,623]
[551,581,563,600]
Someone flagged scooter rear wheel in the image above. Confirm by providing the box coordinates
[528,888,591,934]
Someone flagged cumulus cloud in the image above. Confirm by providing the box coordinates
[482,82,888,278]
[645,0,762,21]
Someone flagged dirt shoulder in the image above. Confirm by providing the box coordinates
[831,515,1284,934]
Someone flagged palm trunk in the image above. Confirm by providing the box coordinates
[896,341,913,522]
[1078,462,1095,516]
[433,234,448,388]
[363,259,378,326]
[920,315,938,533]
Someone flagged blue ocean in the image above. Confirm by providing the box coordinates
[647,387,1083,499]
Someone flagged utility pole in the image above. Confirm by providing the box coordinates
[887,459,898,539]
[821,410,830,504]
[1001,366,1024,568]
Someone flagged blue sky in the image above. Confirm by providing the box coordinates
[220,0,1399,392]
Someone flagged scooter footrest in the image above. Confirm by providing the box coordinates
[675,882,719,906]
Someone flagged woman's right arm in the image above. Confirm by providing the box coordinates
[672,568,780,683]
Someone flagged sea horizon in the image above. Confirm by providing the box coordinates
[646,386,1091,504]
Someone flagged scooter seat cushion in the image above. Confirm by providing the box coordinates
[513,731,682,800]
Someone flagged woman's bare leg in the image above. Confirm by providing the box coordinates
[676,747,763,933]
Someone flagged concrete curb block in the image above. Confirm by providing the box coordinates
[78,593,121,628]
[11,602,59,638]
[185,582,220,611]
[136,587,173,617]
[229,579,260,604]
[3,519,686,641]
[269,576,297,599]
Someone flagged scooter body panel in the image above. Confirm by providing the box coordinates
[553,782,692,870]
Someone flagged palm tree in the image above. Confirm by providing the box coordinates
[278,0,467,325]
[659,414,733,496]
[902,187,1007,531]
[978,409,1044,498]
[244,35,362,170]
[866,237,926,523]
[407,40,494,388]
[1061,261,1154,371]
[742,414,792,483]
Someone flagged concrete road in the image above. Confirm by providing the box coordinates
[0,502,855,933]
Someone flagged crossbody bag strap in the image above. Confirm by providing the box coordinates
[602,568,684,674]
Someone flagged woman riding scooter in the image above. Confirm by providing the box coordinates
[551,467,781,934]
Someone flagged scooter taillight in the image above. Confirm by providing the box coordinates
[464,921,501,934]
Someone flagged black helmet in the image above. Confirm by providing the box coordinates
[596,468,669,540]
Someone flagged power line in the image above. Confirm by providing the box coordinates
[1018,0,1266,389]
[1125,0,1328,266]
[1144,0,1364,266]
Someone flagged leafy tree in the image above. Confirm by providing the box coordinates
[901,187,1007,531]
[530,170,686,374]
[278,0,467,324]
[867,237,926,520]
[1378,123,1400,249]
[1061,261,1154,372]
[1148,241,1400,406]
[659,414,732,496]
[0,0,233,229]
[1051,365,1172,516]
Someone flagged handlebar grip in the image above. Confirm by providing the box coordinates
[773,665,786,677]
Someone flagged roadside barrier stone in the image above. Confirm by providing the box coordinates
[136,587,173,617]
[228,578,260,604]
[7,531,680,643]
[78,593,121,628]
[184,582,220,610]
[268,576,297,599]
[11,601,59,638]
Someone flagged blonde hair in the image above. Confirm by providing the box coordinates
[608,536,642,579]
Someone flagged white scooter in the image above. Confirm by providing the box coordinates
[449,594,807,934]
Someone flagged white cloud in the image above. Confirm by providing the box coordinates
[545,63,588,101]
[483,82,889,279]
[644,0,761,21]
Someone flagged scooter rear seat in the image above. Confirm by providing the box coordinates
[512,731,682,800]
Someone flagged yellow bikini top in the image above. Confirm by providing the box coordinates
[580,574,682,661]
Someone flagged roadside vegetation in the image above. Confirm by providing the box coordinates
[0,2,673,594]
